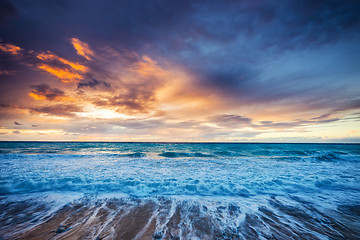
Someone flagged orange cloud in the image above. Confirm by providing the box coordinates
[130,55,167,78]
[36,52,88,82]
[29,92,74,101]
[0,43,22,55]
[91,55,176,114]
[71,38,94,60]
[38,64,84,82]
[37,52,88,72]
[28,92,47,100]
[87,54,220,117]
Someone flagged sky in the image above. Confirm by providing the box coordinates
[0,0,359,142]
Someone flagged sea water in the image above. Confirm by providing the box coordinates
[0,142,359,239]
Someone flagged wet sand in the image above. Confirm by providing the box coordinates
[1,195,359,240]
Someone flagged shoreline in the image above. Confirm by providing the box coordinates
[1,194,359,240]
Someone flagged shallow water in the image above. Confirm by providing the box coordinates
[0,142,359,239]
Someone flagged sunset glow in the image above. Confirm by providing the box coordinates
[0,0,359,142]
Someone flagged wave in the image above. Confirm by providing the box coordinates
[1,151,359,197]
[1,194,359,239]
[158,151,214,158]
[0,177,253,197]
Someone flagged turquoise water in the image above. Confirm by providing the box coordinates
[1,142,359,196]
[0,142,360,239]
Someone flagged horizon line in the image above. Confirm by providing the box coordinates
[0,141,359,144]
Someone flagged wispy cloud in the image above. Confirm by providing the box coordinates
[37,64,84,82]
[35,51,89,82]
[0,43,21,55]
[71,38,94,60]
[36,52,88,73]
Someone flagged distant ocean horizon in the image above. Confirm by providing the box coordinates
[1,142,359,239]
[2,141,360,143]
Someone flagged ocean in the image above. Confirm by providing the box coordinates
[0,142,359,239]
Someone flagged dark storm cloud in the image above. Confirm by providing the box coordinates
[142,0,360,108]
[199,0,360,49]
[0,0,17,24]
[4,0,358,51]
[241,0,360,50]
[30,83,65,100]
[0,0,196,54]
[192,65,258,97]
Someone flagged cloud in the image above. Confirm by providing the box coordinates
[253,117,341,130]
[14,121,20,125]
[0,0,17,24]
[77,78,110,89]
[93,87,156,114]
[111,118,164,130]
[36,52,88,73]
[37,64,84,82]
[90,55,177,114]
[29,83,67,101]
[209,114,252,128]
[207,113,343,131]
[30,104,83,117]
[311,114,331,120]
[0,43,22,55]
[71,38,94,60]
[189,0,360,50]
[12,130,20,134]
[0,41,89,83]
[0,103,14,108]
[334,99,360,113]
[34,50,89,83]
